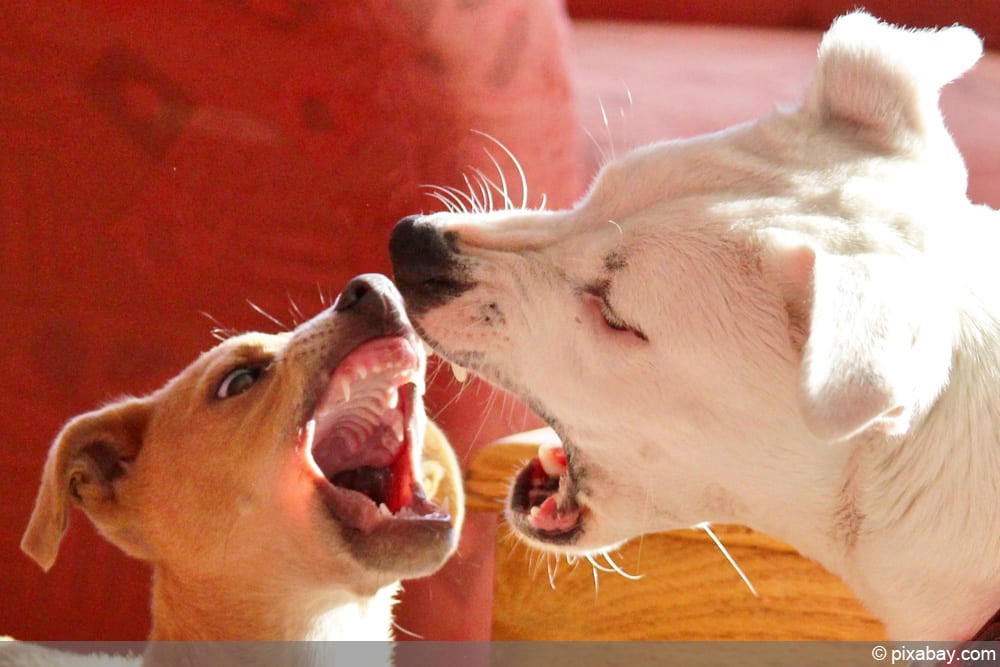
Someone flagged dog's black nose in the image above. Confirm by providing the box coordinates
[389,215,472,314]
[334,273,392,315]
[389,215,454,284]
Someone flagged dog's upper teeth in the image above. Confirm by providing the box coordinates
[421,341,434,357]
[386,386,399,410]
[450,363,468,383]
[538,443,567,477]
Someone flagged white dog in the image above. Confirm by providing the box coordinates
[389,13,1000,641]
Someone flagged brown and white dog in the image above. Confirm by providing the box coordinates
[9,274,461,664]
[389,13,1000,641]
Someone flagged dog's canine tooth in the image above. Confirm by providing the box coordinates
[391,413,404,442]
[421,341,434,357]
[450,363,468,383]
[538,443,567,478]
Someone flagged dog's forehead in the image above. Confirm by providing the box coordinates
[207,331,287,363]
[168,331,291,390]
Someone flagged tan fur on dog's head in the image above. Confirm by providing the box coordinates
[22,274,462,640]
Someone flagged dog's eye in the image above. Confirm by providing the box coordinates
[583,286,648,342]
[216,364,266,399]
[598,299,631,332]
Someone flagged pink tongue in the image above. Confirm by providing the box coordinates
[529,494,580,532]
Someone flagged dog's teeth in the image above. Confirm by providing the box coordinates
[386,386,399,410]
[378,503,392,517]
[392,414,404,442]
[538,443,567,478]
[450,363,468,383]
[421,341,434,357]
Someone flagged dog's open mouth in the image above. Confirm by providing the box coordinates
[300,336,450,534]
[509,442,584,543]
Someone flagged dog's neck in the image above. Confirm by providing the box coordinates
[148,567,398,642]
[746,207,1000,640]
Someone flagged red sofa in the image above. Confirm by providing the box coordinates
[2,0,997,642]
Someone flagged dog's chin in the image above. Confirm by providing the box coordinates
[344,517,457,578]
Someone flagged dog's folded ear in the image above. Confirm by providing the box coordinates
[21,398,150,571]
[762,230,955,442]
[805,12,982,150]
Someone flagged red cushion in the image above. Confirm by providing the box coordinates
[1,0,581,641]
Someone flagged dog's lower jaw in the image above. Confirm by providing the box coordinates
[149,571,399,642]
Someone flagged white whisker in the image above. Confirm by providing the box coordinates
[546,554,558,590]
[200,311,236,341]
[246,299,288,331]
[582,126,610,166]
[287,292,305,326]
[422,184,469,213]
[392,622,425,639]
[471,129,528,209]
[425,190,458,213]
[586,553,616,574]
[601,551,643,581]
[471,167,500,212]
[598,98,615,161]
[462,173,485,214]
[442,184,477,213]
[482,149,515,210]
[696,522,759,598]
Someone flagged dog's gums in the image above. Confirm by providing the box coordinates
[303,336,449,534]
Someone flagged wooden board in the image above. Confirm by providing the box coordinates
[466,442,886,640]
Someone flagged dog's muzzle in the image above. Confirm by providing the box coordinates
[389,215,474,315]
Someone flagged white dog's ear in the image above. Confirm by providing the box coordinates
[21,399,150,571]
[805,12,982,145]
[761,230,954,442]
